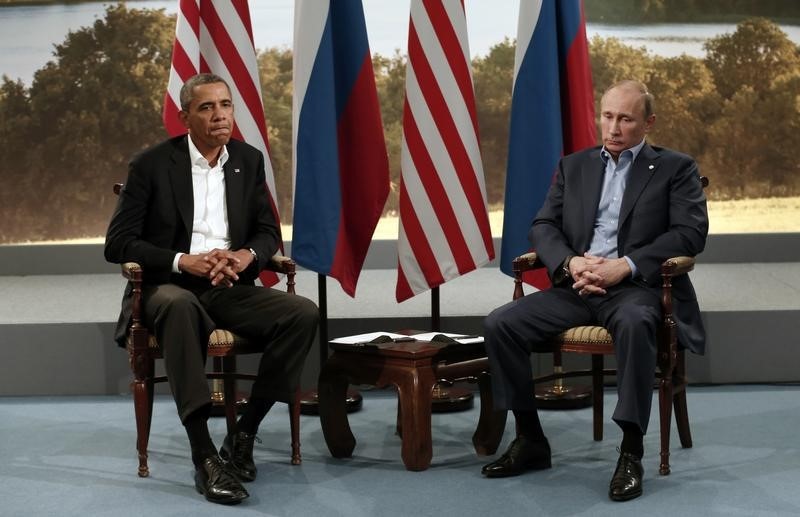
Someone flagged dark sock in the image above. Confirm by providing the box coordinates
[183,405,216,467]
[513,409,546,442]
[236,397,275,435]
[619,421,644,458]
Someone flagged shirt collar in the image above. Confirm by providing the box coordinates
[186,134,228,169]
[600,138,647,166]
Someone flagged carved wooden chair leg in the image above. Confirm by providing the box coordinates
[289,390,302,465]
[658,375,674,475]
[591,354,604,441]
[673,353,693,448]
[130,351,155,478]
[220,356,238,435]
[673,390,692,449]
[131,359,154,478]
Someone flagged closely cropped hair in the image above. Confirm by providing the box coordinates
[179,73,231,111]
[605,80,655,118]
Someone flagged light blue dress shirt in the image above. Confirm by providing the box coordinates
[588,139,647,276]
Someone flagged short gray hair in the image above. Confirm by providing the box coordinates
[179,73,231,111]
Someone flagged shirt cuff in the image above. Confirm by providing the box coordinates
[623,255,638,277]
[172,252,184,274]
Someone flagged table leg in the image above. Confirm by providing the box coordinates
[318,355,356,458]
[394,366,435,471]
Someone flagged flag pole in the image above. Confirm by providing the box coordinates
[430,285,473,412]
[431,286,440,331]
[299,273,362,414]
[318,273,328,364]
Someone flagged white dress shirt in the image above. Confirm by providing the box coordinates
[172,136,230,273]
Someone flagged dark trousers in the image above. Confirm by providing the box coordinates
[143,282,318,423]
[483,282,660,433]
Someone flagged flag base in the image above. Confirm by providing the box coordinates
[209,390,248,416]
[535,382,592,409]
[431,385,474,413]
[299,388,363,415]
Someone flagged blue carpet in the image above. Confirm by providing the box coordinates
[1,385,799,516]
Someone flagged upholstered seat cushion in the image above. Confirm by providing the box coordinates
[557,326,613,354]
[559,326,612,344]
[135,329,262,356]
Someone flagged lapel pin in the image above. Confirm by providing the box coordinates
[234,168,240,173]
[648,164,654,170]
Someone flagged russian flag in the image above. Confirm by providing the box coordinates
[499,0,596,284]
[292,1,390,297]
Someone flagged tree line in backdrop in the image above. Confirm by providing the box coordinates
[586,0,800,23]
[1,3,799,243]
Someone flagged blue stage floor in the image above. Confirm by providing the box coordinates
[1,385,799,517]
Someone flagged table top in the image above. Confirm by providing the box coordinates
[328,330,484,360]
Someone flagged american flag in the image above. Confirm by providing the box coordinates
[396,0,494,302]
[162,0,281,286]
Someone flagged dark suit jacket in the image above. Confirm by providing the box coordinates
[104,135,280,346]
[530,143,709,354]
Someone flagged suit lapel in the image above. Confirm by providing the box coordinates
[224,150,245,248]
[619,144,659,227]
[580,149,605,250]
[168,137,193,242]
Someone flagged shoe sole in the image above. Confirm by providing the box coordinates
[195,482,248,505]
[609,489,643,502]
[482,459,552,478]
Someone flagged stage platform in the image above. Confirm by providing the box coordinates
[2,233,799,395]
[1,256,798,396]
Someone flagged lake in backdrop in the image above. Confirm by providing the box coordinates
[2,0,800,85]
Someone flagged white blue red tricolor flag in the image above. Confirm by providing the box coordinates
[396,0,494,302]
[163,0,281,286]
[292,0,390,297]
[500,0,596,285]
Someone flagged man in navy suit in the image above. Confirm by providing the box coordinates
[481,80,708,501]
[106,73,317,505]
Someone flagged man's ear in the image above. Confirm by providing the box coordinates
[178,110,190,130]
[644,114,656,133]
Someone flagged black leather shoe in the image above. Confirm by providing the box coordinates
[194,455,249,505]
[609,451,644,501]
[481,436,551,478]
[220,431,258,482]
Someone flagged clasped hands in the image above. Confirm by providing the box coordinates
[178,248,255,287]
[567,253,632,297]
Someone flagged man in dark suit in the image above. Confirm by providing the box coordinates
[480,80,708,501]
[105,73,318,505]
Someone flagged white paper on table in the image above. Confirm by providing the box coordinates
[411,332,484,344]
[329,331,409,345]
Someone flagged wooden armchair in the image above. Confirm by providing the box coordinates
[512,251,696,475]
[113,184,301,478]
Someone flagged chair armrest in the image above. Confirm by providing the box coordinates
[266,254,296,274]
[120,262,143,281]
[266,254,297,294]
[511,252,542,274]
[661,256,695,277]
[511,252,544,300]
[118,262,146,343]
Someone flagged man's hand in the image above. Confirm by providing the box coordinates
[178,248,255,287]
[570,253,631,296]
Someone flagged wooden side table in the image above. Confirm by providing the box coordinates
[317,337,507,471]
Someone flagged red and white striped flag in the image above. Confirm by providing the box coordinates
[162,0,281,286]
[396,0,494,302]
